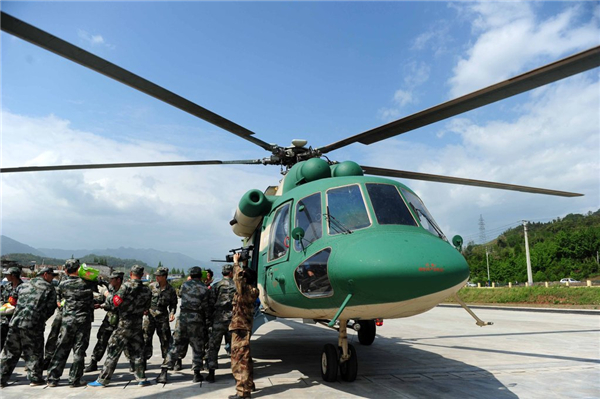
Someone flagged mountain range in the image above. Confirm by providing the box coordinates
[0,235,202,269]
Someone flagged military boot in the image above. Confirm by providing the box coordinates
[156,369,168,384]
[173,359,182,371]
[84,359,98,373]
[206,369,215,383]
[193,371,203,383]
[129,360,135,373]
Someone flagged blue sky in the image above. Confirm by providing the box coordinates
[1,1,599,264]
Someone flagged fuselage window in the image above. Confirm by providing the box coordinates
[366,183,418,226]
[326,184,371,235]
[268,202,291,262]
[294,193,322,251]
[294,248,333,298]
[400,189,447,241]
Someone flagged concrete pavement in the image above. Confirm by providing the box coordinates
[1,306,598,398]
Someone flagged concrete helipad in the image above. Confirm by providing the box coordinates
[1,306,598,398]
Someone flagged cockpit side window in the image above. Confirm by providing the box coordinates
[326,184,371,235]
[294,193,322,251]
[294,248,333,298]
[268,202,291,262]
[366,183,418,226]
[400,189,447,241]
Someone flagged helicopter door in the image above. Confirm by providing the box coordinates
[264,202,291,297]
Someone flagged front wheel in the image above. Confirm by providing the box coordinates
[339,344,358,382]
[321,344,338,382]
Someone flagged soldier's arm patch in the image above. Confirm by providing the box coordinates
[113,295,123,307]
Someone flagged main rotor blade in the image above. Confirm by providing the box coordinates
[320,46,600,154]
[1,12,274,152]
[1,159,263,174]
[361,166,583,197]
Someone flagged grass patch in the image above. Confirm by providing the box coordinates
[446,286,600,307]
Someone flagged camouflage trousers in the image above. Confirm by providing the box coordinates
[162,312,205,371]
[44,310,62,362]
[97,319,146,385]
[91,314,116,362]
[231,329,253,398]
[47,318,92,384]
[207,320,232,370]
[143,313,172,360]
[0,324,45,384]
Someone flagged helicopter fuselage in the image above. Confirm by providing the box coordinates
[236,159,470,321]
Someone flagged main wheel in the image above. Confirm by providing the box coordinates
[357,320,376,345]
[339,344,358,382]
[321,344,338,382]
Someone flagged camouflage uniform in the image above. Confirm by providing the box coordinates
[0,270,58,385]
[161,273,209,373]
[229,263,259,398]
[0,268,23,350]
[143,272,177,360]
[47,274,95,385]
[89,283,120,363]
[207,272,236,370]
[44,272,68,366]
[96,267,151,385]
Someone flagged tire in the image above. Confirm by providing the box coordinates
[339,344,358,382]
[321,344,338,382]
[357,320,376,345]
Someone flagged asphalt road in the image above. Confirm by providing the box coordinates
[1,306,598,398]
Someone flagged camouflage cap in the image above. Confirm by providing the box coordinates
[222,264,233,274]
[188,266,202,276]
[37,266,58,276]
[64,259,80,272]
[7,267,21,276]
[109,270,125,279]
[155,267,169,276]
[131,264,144,276]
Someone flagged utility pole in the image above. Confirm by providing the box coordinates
[486,247,491,286]
[523,220,533,286]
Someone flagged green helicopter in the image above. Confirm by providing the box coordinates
[1,12,596,383]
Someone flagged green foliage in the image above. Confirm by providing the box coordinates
[464,210,600,283]
[450,286,600,306]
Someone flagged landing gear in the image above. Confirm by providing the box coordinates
[319,319,359,382]
[321,344,338,382]
[357,320,376,345]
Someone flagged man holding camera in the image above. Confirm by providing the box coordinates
[228,252,259,399]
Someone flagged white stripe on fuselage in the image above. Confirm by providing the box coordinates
[258,278,467,320]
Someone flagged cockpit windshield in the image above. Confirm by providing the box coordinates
[400,188,447,241]
[366,183,417,226]
[326,184,371,235]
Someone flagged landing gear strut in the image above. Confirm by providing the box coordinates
[320,319,358,382]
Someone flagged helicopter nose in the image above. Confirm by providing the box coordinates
[327,228,469,304]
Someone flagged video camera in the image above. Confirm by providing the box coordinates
[225,245,254,263]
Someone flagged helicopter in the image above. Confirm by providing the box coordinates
[1,11,598,383]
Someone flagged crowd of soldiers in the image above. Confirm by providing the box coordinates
[0,253,258,399]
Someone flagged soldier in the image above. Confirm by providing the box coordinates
[228,253,259,399]
[143,267,177,363]
[156,266,209,384]
[47,259,96,387]
[0,267,58,387]
[43,268,68,369]
[84,270,124,373]
[206,263,236,383]
[0,267,24,349]
[88,265,152,387]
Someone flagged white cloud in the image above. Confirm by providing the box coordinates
[78,29,115,49]
[378,61,431,121]
[449,3,600,97]
[1,112,275,261]
[360,74,599,245]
